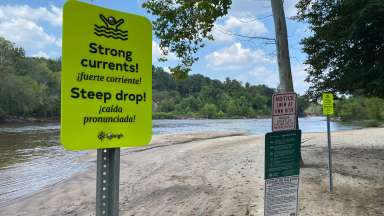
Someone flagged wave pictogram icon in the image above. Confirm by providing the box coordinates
[94,14,128,41]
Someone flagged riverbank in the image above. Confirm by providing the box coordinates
[0,116,59,124]
[1,128,383,215]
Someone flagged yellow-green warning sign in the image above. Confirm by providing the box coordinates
[322,92,334,115]
[61,1,152,150]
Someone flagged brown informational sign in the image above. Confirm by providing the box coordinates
[272,92,297,131]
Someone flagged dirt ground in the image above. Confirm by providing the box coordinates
[1,129,383,216]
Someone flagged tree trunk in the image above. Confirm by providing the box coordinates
[271,0,304,166]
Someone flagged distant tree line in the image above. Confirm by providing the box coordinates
[334,96,384,126]
[0,37,61,120]
[0,37,317,121]
[152,66,277,119]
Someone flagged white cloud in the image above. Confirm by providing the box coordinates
[249,66,271,76]
[163,67,172,74]
[152,41,162,60]
[152,41,177,61]
[0,5,62,27]
[291,63,309,94]
[246,63,309,94]
[223,16,267,36]
[284,0,299,18]
[247,66,279,87]
[55,38,62,48]
[32,51,49,58]
[236,60,310,94]
[0,5,62,57]
[212,16,268,42]
[205,43,273,69]
[212,25,234,43]
[0,19,60,50]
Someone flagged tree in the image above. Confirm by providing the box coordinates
[143,0,232,77]
[200,103,218,118]
[296,0,384,99]
[0,37,61,119]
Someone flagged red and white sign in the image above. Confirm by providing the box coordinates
[272,93,297,115]
[272,115,296,131]
[272,92,297,131]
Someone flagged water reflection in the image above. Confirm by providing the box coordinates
[152,116,360,135]
[0,128,87,206]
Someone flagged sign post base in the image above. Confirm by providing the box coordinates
[96,148,120,216]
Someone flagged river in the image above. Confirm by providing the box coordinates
[0,117,359,206]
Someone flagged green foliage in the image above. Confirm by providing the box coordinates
[151,68,317,119]
[297,95,311,117]
[304,103,322,116]
[0,37,316,121]
[199,103,218,118]
[296,0,384,99]
[334,96,384,123]
[152,112,178,119]
[142,0,232,76]
[152,66,277,119]
[0,37,61,119]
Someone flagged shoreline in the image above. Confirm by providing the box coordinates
[1,128,383,215]
[0,116,59,124]
[0,115,306,124]
[1,115,383,133]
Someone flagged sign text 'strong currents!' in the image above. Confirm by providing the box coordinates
[61,1,152,150]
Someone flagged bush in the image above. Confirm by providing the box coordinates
[153,112,177,119]
[199,103,218,119]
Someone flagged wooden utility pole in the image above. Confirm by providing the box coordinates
[271,0,293,92]
[271,0,304,165]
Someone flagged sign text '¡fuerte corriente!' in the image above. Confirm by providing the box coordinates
[80,43,139,73]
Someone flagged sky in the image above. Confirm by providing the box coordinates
[0,0,310,94]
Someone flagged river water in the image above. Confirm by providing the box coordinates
[0,117,359,206]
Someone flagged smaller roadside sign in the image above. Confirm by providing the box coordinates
[272,93,297,131]
[322,92,334,115]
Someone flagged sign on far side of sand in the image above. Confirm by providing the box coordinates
[322,92,334,115]
[61,1,152,150]
[264,130,301,216]
[272,92,297,131]
[322,92,334,192]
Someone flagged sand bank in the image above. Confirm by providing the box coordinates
[1,128,383,215]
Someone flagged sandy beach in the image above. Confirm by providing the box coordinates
[0,128,383,216]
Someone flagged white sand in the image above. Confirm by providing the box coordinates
[1,128,383,216]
